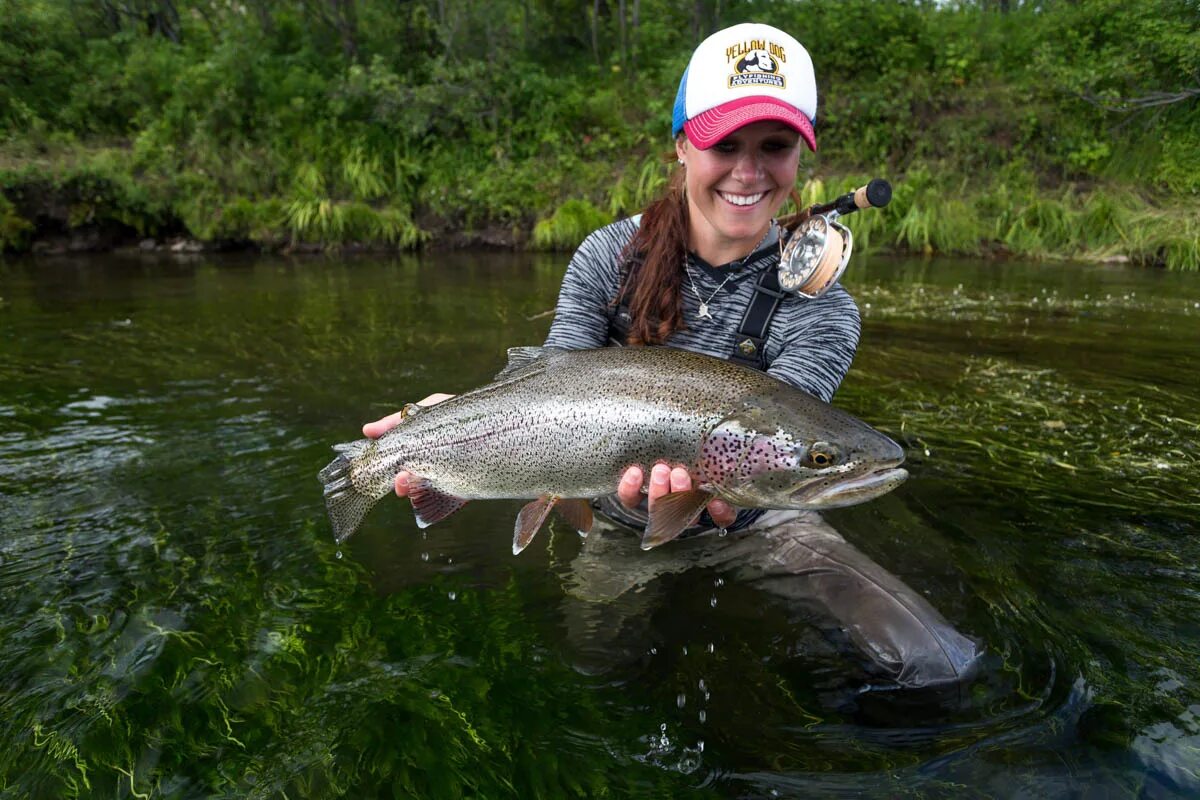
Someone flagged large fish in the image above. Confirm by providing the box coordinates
[319,346,907,553]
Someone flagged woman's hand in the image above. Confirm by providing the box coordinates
[362,393,455,497]
[618,463,736,529]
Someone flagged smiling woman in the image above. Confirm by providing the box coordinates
[364,22,982,694]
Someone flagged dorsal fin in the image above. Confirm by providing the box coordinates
[493,346,561,381]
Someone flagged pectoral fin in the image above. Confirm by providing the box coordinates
[409,481,469,528]
[513,495,559,555]
[641,490,714,550]
[553,498,594,537]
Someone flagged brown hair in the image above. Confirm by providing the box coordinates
[615,167,810,346]
[616,167,689,346]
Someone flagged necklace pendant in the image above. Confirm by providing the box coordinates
[697,302,713,320]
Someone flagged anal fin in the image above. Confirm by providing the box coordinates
[410,481,469,528]
[642,490,714,550]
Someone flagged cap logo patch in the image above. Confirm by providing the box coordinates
[726,41,787,90]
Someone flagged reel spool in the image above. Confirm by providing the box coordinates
[778,214,853,298]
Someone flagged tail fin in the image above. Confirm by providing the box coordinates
[318,439,388,543]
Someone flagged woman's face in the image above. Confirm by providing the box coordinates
[676,121,802,264]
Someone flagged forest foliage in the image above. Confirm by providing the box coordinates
[0,0,1197,266]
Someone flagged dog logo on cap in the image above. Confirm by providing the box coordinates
[729,47,786,89]
[735,51,778,74]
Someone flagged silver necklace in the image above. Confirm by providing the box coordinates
[684,222,775,321]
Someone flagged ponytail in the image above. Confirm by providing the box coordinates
[616,168,689,346]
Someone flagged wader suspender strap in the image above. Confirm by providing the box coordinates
[728,266,786,370]
[607,215,788,367]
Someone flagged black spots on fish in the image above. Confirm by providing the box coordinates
[700,430,744,484]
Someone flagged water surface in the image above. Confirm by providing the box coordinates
[1,251,1198,797]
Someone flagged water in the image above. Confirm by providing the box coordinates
[1,251,1198,797]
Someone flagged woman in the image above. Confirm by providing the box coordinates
[365,23,980,691]
[369,22,859,533]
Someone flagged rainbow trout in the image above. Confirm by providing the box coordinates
[319,346,907,553]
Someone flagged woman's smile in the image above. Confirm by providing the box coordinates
[717,191,767,207]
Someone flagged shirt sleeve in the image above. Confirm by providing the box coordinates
[543,223,628,350]
[767,284,862,403]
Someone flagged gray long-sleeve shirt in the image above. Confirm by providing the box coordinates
[544,217,861,402]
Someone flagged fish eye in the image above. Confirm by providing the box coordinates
[806,442,838,468]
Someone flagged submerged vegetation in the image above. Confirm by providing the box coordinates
[1,0,1197,266]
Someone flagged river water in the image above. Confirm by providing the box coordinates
[1,251,1197,798]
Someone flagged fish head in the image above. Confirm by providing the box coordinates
[700,398,908,510]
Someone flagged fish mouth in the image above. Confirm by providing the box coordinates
[791,467,909,509]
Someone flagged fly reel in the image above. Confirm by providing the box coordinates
[777,178,891,299]
[778,214,852,298]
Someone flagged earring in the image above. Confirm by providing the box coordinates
[677,158,685,167]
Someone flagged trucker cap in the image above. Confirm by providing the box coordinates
[671,23,817,151]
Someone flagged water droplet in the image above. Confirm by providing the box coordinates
[699,710,707,723]
[649,647,658,655]
[698,738,705,752]
[420,552,430,561]
[698,679,706,691]
[448,591,457,601]
[682,645,689,655]
[707,642,715,654]
[924,448,931,457]
[718,528,728,537]
[677,693,686,708]
[335,550,343,559]
[714,578,724,588]
[447,557,453,564]
[710,596,718,607]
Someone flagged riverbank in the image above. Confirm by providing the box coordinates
[2,147,1195,269]
[4,1,1196,269]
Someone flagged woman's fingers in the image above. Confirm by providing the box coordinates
[617,465,644,509]
[706,498,736,528]
[362,393,456,439]
[669,466,691,493]
[647,463,673,505]
[363,411,407,439]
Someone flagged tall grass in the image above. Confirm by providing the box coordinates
[860,171,1200,271]
[531,199,612,251]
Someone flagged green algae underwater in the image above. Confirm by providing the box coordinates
[1,251,1198,798]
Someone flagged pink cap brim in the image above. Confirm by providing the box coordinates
[683,97,816,152]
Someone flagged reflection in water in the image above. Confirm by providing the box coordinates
[560,511,981,699]
[1,252,1198,796]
